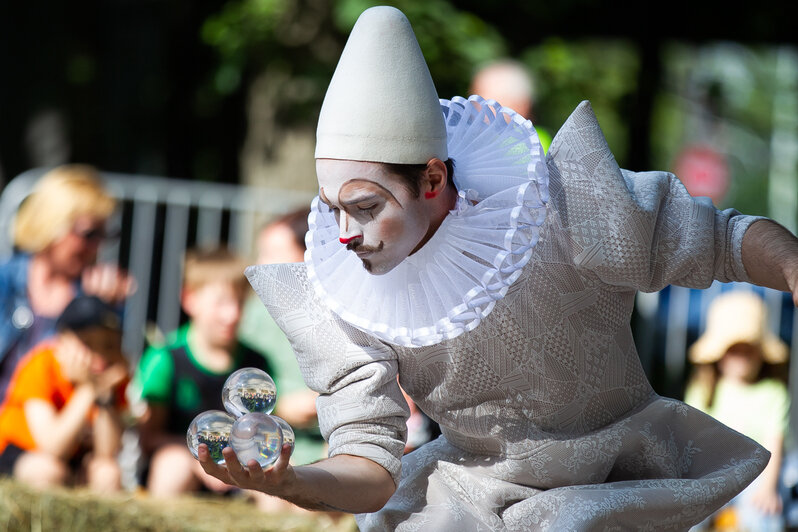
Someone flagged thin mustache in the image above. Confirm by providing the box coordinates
[347,241,384,253]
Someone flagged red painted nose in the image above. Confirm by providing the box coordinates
[339,235,362,244]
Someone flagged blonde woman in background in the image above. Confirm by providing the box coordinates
[685,291,790,531]
[0,165,135,404]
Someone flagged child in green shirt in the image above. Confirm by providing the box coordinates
[132,248,271,497]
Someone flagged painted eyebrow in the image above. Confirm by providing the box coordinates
[319,187,378,210]
[340,193,380,207]
[340,179,402,208]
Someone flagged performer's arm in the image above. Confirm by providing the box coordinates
[239,263,408,511]
[198,445,395,513]
[741,219,798,306]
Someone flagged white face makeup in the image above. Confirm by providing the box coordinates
[316,159,433,275]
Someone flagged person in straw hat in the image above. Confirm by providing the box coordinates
[198,6,798,529]
[685,291,789,530]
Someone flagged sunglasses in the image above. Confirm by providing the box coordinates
[71,226,120,242]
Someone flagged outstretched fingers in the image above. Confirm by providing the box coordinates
[197,444,234,484]
[267,444,293,479]
[222,446,259,486]
[198,443,295,494]
[222,446,245,474]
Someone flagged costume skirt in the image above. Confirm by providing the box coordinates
[357,396,768,531]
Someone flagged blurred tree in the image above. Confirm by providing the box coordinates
[199,0,651,188]
[201,0,342,191]
[520,38,640,165]
[0,0,247,184]
[2,0,796,188]
[651,43,788,217]
[199,0,505,190]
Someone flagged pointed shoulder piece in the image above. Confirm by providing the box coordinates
[546,100,624,186]
[548,100,608,161]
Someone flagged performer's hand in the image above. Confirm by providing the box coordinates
[197,442,295,496]
[740,219,798,307]
[193,458,237,493]
[788,266,798,308]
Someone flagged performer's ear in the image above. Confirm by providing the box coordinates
[423,158,448,199]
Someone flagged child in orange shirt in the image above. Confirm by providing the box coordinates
[0,295,128,492]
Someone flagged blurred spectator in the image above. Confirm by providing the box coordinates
[131,247,272,497]
[639,280,795,399]
[238,208,326,467]
[469,59,552,152]
[639,146,793,397]
[0,296,129,492]
[685,291,789,531]
[0,164,134,404]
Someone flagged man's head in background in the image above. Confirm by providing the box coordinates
[470,60,552,153]
[470,60,535,120]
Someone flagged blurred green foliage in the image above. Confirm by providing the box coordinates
[200,0,505,126]
[200,0,642,163]
[520,38,640,163]
[201,0,340,124]
[200,0,791,215]
[651,43,780,215]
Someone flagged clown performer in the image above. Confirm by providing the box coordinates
[197,6,798,530]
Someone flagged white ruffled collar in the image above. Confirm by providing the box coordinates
[305,96,549,347]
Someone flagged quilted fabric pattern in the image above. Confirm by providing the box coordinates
[246,262,408,481]
[246,101,768,530]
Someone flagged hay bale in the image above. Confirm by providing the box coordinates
[0,478,356,532]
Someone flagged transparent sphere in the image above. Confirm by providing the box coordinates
[222,367,277,417]
[230,412,283,467]
[271,415,295,455]
[186,410,235,465]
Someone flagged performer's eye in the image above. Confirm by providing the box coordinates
[358,204,376,215]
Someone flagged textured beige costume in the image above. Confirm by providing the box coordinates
[246,100,768,530]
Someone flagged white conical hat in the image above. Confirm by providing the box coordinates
[315,6,448,164]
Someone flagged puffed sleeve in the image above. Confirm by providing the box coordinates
[546,101,764,292]
[245,263,409,484]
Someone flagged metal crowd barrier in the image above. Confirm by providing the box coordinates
[0,168,313,363]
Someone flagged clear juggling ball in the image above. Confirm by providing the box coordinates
[188,368,296,469]
[222,367,277,417]
[271,415,295,453]
[186,410,235,465]
[230,412,283,467]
